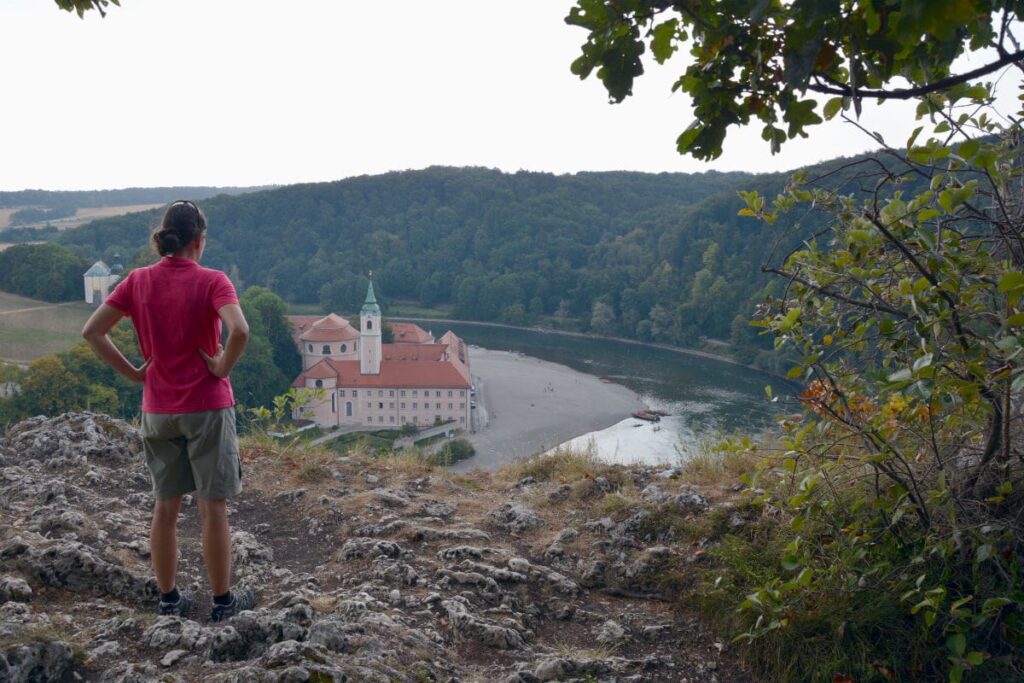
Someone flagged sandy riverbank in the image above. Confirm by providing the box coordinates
[456,347,645,470]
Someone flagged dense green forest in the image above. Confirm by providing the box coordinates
[0,243,91,302]
[54,160,903,366]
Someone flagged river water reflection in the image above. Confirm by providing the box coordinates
[422,322,793,465]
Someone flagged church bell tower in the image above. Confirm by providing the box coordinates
[360,280,382,375]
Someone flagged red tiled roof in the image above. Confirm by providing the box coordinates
[295,313,359,342]
[287,315,322,343]
[391,322,432,344]
[380,343,447,362]
[293,357,471,389]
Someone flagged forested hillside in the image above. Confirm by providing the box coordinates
[58,161,905,364]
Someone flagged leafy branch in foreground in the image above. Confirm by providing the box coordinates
[715,82,1024,682]
[566,0,1024,159]
[53,0,120,18]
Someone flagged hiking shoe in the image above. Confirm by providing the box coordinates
[158,591,196,618]
[210,588,256,622]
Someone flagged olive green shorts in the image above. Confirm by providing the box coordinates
[141,407,242,501]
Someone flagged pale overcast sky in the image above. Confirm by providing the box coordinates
[1,0,1019,191]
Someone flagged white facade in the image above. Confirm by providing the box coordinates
[83,261,121,304]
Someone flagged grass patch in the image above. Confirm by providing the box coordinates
[678,434,766,487]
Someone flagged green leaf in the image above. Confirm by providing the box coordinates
[823,97,844,120]
[976,544,994,562]
[998,272,1024,293]
[650,19,678,64]
[965,651,986,666]
[947,633,967,657]
[781,554,801,571]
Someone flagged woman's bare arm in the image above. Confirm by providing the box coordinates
[199,303,250,378]
[81,304,150,383]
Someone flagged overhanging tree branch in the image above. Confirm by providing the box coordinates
[808,50,1024,100]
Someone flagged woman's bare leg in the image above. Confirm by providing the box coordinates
[150,496,183,593]
[197,497,231,596]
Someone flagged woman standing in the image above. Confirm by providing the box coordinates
[82,200,254,621]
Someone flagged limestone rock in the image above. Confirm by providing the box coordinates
[488,503,541,533]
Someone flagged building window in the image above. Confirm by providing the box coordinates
[389,416,395,423]
[413,402,418,409]
[435,415,441,423]
[401,402,406,409]
[345,401,352,417]
[354,341,358,350]
[331,394,336,413]
[367,416,372,423]
[460,390,465,397]
[378,416,384,423]
[340,343,347,353]
[412,390,418,397]
[389,402,394,409]
[322,345,330,354]
[448,390,453,397]
[352,390,358,397]
[400,390,406,397]
[436,402,441,409]
[448,403,453,409]
[307,343,313,352]
[339,390,345,397]
[314,379,323,388]
[435,390,441,397]
[377,389,382,397]
[378,402,384,409]
[367,319,373,330]
[389,389,395,397]
[460,402,465,409]
[367,402,372,408]
[401,416,407,424]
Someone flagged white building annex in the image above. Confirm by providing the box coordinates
[83,260,123,304]
[289,283,472,430]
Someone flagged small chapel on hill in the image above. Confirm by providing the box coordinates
[288,282,472,430]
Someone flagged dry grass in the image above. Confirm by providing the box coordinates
[677,435,767,488]
[0,297,94,362]
[0,203,162,231]
[498,444,604,484]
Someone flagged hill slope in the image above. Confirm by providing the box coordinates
[0,413,750,681]
[57,157,911,362]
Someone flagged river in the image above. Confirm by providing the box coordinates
[417,321,792,467]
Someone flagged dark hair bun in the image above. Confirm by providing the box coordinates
[152,200,207,256]
[155,231,181,256]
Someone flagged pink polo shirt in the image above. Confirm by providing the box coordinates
[105,257,238,414]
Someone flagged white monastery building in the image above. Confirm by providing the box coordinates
[289,282,472,430]
[83,260,123,304]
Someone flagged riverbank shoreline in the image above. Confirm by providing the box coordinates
[392,316,782,379]
[456,348,644,471]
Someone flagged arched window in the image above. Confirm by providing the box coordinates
[307,344,313,352]
[345,401,352,416]
[340,343,347,353]
[367,320,373,330]
[322,345,330,354]
[314,379,323,388]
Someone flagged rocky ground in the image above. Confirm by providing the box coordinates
[0,413,755,682]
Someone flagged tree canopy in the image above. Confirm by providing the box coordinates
[567,0,1024,158]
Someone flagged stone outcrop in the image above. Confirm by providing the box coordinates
[0,413,747,682]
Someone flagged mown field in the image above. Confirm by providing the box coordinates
[0,291,93,362]
[0,203,161,230]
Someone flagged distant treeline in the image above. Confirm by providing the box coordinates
[0,185,274,210]
[0,243,90,302]
[50,160,913,367]
[9,206,77,225]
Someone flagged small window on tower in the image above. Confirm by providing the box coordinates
[322,345,330,354]
[340,343,347,353]
[367,320,373,330]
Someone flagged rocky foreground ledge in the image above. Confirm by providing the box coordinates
[0,413,752,683]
